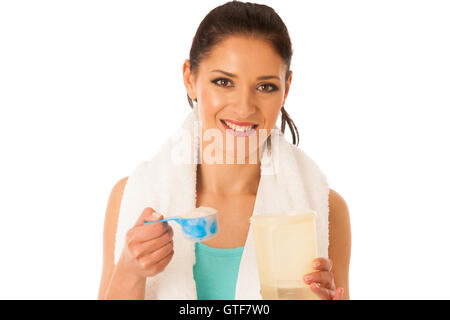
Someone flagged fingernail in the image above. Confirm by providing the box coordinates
[303,275,312,282]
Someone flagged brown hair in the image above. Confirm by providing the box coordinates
[186,0,299,146]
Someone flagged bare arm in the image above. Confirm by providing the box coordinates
[328,188,352,300]
[98,177,146,300]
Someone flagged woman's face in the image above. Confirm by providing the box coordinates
[183,35,292,163]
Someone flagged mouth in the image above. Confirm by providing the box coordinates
[220,119,258,137]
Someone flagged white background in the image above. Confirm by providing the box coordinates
[0,0,449,299]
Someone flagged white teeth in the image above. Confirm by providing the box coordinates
[223,120,254,132]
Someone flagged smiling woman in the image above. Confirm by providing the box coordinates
[184,1,299,149]
[99,0,351,301]
[184,35,289,158]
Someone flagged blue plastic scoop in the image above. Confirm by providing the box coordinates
[144,209,218,242]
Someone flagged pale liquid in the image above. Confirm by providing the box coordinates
[261,285,320,300]
[251,213,319,300]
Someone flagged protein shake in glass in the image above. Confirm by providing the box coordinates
[250,211,319,300]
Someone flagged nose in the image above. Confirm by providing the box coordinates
[233,88,256,119]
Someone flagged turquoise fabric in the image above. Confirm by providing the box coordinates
[193,242,245,300]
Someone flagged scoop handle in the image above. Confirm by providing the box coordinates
[144,217,180,225]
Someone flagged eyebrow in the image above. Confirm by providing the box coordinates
[211,69,280,81]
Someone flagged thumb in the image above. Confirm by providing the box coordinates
[136,207,163,226]
[147,211,163,222]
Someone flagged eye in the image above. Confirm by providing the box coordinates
[212,78,233,88]
[258,83,279,93]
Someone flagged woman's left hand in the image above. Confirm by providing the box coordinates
[303,258,344,300]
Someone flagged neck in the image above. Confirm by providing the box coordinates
[196,162,261,197]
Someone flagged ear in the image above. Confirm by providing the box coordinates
[283,71,292,106]
[183,59,197,101]
[282,70,293,106]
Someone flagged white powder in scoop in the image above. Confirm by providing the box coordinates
[184,206,218,218]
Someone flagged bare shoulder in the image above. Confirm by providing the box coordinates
[110,177,128,207]
[98,176,128,299]
[328,188,351,299]
[328,189,349,220]
[328,188,351,244]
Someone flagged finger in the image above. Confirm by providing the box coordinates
[312,257,332,271]
[136,226,174,258]
[150,249,175,275]
[134,207,157,227]
[135,207,167,234]
[332,288,344,300]
[139,240,174,271]
[310,282,335,300]
[303,271,334,290]
[130,217,169,243]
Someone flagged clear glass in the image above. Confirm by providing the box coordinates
[250,211,319,300]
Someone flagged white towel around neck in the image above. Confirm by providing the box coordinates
[113,105,329,300]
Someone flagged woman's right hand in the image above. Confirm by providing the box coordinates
[118,207,174,279]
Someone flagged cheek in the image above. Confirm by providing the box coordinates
[200,87,223,107]
[199,89,224,126]
[263,107,281,130]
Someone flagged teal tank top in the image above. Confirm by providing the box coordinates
[193,242,244,300]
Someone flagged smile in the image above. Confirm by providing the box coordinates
[220,119,258,137]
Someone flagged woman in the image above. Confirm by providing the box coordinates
[98,1,351,300]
